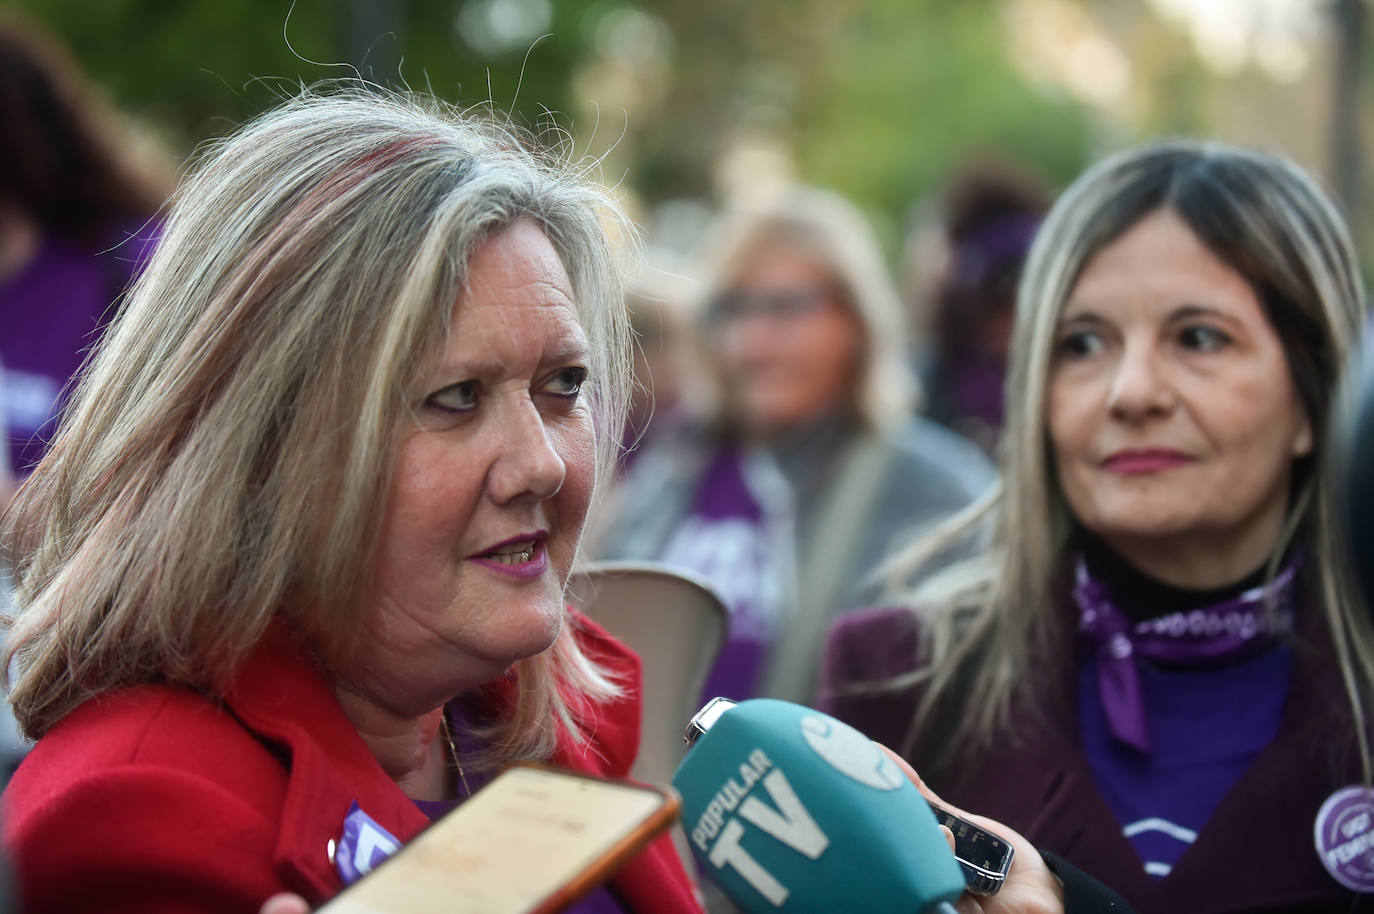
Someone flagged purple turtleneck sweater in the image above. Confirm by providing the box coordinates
[1076,540,1295,879]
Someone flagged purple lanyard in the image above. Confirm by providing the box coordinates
[1073,555,1297,753]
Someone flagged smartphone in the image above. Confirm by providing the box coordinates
[321,763,681,914]
[928,800,1015,896]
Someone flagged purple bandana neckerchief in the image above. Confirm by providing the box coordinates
[1074,555,1298,754]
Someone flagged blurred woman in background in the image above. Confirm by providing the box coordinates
[595,187,993,707]
[824,140,1374,913]
[920,162,1047,455]
[0,10,169,478]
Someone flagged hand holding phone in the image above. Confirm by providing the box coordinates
[926,800,1015,896]
[876,747,1073,914]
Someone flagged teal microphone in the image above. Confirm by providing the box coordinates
[673,697,966,913]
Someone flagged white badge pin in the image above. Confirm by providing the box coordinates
[1314,785,1374,892]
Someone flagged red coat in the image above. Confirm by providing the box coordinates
[4,612,703,914]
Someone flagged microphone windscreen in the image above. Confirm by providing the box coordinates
[673,698,965,913]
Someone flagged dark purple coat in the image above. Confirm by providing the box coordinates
[820,604,1369,914]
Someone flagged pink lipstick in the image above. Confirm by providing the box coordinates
[469,532,549,580]
[1101,449,1194,475]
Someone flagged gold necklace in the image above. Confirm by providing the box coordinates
[440,712,472,799]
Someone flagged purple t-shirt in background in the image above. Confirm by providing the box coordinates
[657,446,785,704]
[0,222,160,475]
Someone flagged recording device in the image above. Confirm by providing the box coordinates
[672,697,979,913]
[927,801,1017,896]
[320,764,679,914]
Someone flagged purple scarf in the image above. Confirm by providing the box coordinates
[1074,556,1297,753]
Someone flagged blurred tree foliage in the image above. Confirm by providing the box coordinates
[10,0,345,144]
[10,0,597,146]
[792,0,1090,240]
[14,0,1091,248]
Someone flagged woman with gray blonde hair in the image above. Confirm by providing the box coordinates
[823,141,1374,913]
[1,87,700,913]
[594,186,992,709]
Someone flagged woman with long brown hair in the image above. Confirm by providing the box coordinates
[825,141,1374,913]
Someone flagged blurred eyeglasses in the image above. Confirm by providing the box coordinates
[706,286,834,326]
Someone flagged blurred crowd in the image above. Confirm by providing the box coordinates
[590,184,1010,706]
[0,12,171,778]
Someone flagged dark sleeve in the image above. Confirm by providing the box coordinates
[817,607,926,752]
[1041,851,1140,914]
